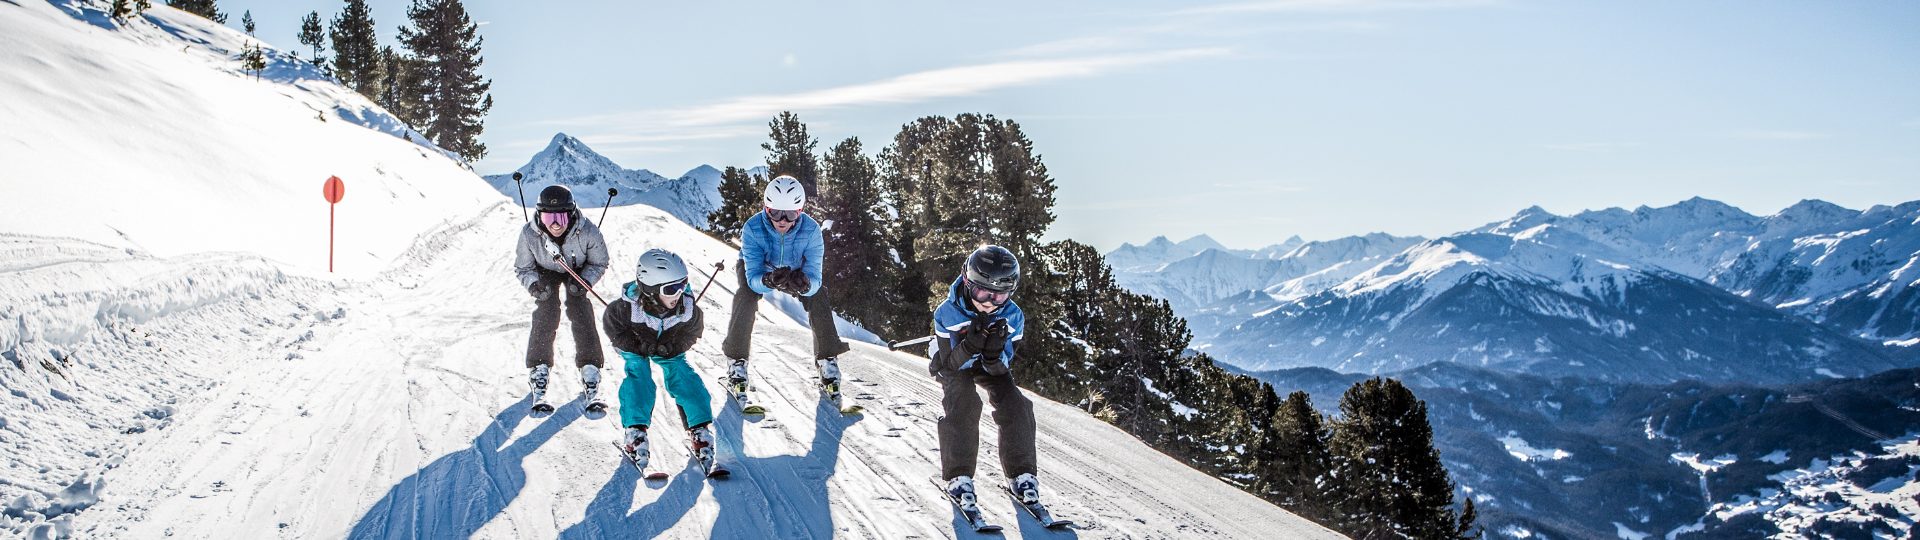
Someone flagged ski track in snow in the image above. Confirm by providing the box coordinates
[62,203,1337,539]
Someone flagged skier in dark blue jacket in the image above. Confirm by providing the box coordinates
[720,175,851,393]
[929,245,1041,511]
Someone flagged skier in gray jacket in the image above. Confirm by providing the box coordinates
[514,185,611,411]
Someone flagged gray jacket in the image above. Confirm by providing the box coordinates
[514,214,610,289]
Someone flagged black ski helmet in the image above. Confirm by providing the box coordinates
[964,245,1020,293]
[537,185,576,212]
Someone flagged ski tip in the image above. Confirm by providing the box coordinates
[840,406,865,415]
[741,405,768,415]
[644,471,670,481]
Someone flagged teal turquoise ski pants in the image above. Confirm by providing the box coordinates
[617,351,714,429]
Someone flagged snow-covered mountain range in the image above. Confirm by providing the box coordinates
[0,2,1334,538]
[1116,198,1920,384]
[481,134,726,228]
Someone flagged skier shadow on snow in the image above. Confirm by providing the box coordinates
[347,395,584,539]
[561,396,859,538]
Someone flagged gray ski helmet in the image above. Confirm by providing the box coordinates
[537,185,576,212]
[964,245,1020,293]
[634,248,689,287]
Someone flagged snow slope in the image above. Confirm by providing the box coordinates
[37,202,1336,539]
[0,2,1335,537]
[0,0,496,278]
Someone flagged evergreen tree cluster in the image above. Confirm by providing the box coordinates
[109,0,151,21]
[166,0,223,23]
[715,111,1478,538]
[308,0,493,162]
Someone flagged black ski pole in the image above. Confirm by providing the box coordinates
[552,253,609,308]
[599,187,617,223]
[512,171,529,223]
[691,261,726,304]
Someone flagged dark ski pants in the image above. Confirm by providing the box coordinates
[526,273,605,369]
[938,367,1037,481]
[720,264,850,361]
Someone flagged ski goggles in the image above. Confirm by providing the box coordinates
[539,211,571,228]
[765,207,802,224]
[644,278,688,298]
[965,278,1013,306]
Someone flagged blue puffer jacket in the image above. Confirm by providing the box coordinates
[739,211,824,296]
[932,277,1025,371]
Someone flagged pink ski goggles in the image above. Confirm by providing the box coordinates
[540,211,571,228]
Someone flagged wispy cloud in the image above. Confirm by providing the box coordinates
[1541,142,1641,152]
[546,48,1231,139]
[1171,0,1497,16]
[1732,130,1832,141]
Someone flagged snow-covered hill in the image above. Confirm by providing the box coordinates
[481,134,724,228]
[0,2,1336,537]
[0,0,496,278]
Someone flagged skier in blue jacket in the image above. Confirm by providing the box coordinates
[720,175,851,392]
[930,245,1041,511]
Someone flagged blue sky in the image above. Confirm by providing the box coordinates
[228,0,1919,251]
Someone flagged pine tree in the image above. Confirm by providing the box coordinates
[706,167,763,244]
[166,0,223,23]
[1258,391,1334,518]
[1327,378,1462,539]
[112,0,153,20]
[329,0,384,99]
[240,9,254,34]
[297,11,327,69]
[240,42,266,81]
[399,0,493,162]
[1457,499,1482,540]
[817,137,915,340]
[377,47,429,128]
[762,111,822,201]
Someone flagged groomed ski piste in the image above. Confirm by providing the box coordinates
[0,1,1341,538]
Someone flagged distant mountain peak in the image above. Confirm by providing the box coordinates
[526,132,619,174]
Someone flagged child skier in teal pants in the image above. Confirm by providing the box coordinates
[600,248,716,468]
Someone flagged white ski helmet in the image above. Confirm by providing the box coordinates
[634,248,689,287]
[763,175,806,211]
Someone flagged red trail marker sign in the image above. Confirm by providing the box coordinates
[323,176,345,272]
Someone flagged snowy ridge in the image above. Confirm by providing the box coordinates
[0,0,496,277]
[1209,212,1899,383]
[481,134,725,228]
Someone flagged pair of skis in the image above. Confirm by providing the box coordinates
[929,477,1075,533]
[613,436,729,480]
[529,383,607,416]
[719,374,863,416]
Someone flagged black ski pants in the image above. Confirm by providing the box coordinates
[720,264,850,361]
[938,366,1037,481]
[526,271,605,369]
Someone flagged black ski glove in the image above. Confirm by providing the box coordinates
[529,281,552,301]
[762,268,788,292]
[955,325,990,359]
[566,281,585,297]
[788,274,811,295]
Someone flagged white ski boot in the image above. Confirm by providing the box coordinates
[528,365,553,413]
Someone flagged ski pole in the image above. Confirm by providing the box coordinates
[691,261,726,304]
[889,335,937,351]
[512,171,529,223]
[551,253,609,308]
[599,187,617,224]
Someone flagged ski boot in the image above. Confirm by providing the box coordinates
[623,427,650,465]
[688,423,728,477]
[581,365,606,413]
[1011,473,1040,505]
[815,357,841,388]
[946,476,980,511]
[528,365,553,414]
[726,357,749,389]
